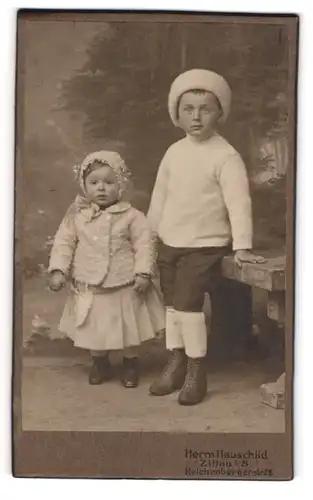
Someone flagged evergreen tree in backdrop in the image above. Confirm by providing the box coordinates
[60,22,290,249]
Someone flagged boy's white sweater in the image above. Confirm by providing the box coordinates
[147,133,252,251]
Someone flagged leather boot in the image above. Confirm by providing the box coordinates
[121,357,139,388]
[149,349,187,396]
[89,356,112,385]
[178,357,207,405]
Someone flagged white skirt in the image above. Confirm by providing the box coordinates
[58,283,165,351]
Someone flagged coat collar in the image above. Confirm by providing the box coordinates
[74,195,131,221]
[106,201,131,213]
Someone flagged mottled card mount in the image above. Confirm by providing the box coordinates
[13,10,298,480]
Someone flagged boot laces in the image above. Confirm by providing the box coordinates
[162,350,184,376]
[184,358,201,387]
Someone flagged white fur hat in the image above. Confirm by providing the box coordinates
[168,69,231,126]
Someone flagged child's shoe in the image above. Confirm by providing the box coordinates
[149,348,187,396]
[178,357,207,405]
[121,357,139,388]
[89,356,112,385]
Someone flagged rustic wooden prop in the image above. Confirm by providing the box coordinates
[221,251,286,408]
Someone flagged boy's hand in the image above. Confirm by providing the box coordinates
[49,270,66,292]
[133,275,151,295]
[234,250,266,269]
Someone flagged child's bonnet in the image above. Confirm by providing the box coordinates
[73,150,132,197]
[72,150,132,220]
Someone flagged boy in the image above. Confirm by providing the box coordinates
[147,69,264,406]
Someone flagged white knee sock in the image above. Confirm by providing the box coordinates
[203,293,212,336]
[176,311,207,358]
[165,307,184,350]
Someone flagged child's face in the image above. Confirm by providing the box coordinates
[177,91,222,140]
[84,164,119,208]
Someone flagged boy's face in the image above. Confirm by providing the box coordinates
[85,164,119,208]
[177,91,222,140]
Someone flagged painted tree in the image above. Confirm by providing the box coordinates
[61,22,288,146]
[60,21,290,248]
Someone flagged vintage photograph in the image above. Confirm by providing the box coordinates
[13,11,297,479]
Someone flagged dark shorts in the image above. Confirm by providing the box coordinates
[157,243,230,312]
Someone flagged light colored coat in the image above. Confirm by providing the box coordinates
[49,200,156,288]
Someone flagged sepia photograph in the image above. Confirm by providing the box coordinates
[13,10,298,479]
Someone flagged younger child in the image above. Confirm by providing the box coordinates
[48,150,165,388]
[147,69,264,406]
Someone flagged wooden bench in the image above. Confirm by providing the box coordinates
[221,251,286,409]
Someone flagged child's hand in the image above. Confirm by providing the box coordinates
[155,328,165,341]
[234,250,267,269]
[49,270,66,292]
[133,275,151,295]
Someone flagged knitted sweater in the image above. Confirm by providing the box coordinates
[49,201,156,288]
[147,133,253,250]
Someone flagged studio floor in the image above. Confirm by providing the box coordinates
[21,355,285,433]
[19,276,285,433]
